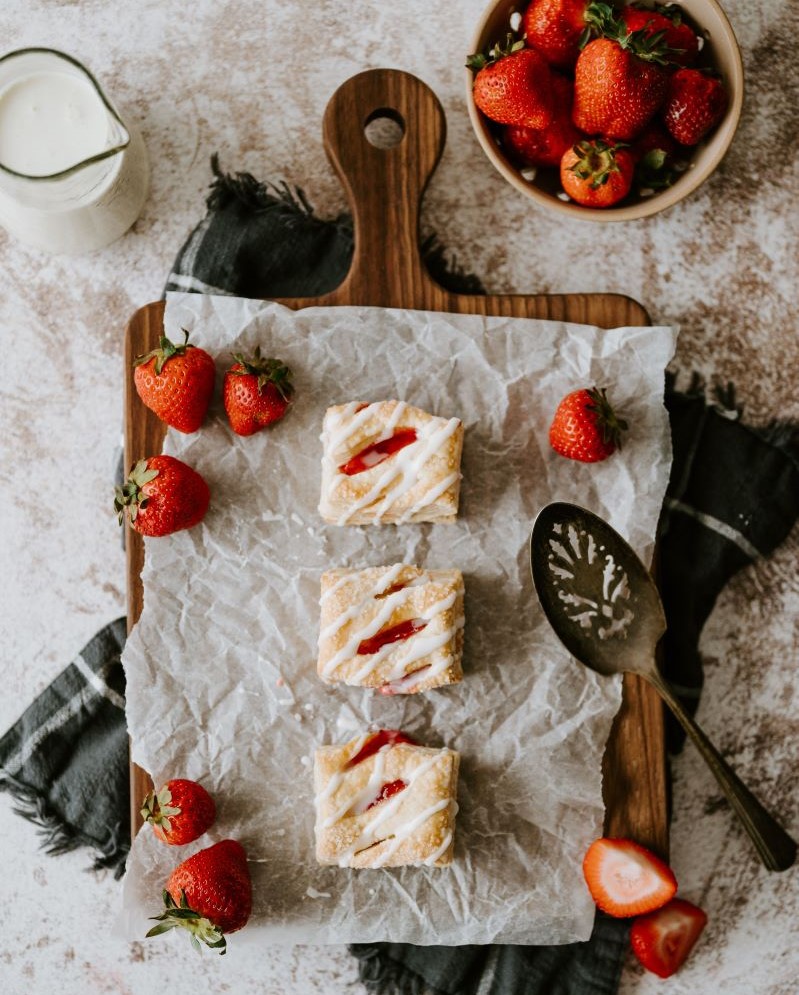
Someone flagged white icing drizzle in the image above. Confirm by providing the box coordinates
[323,401,382,453]
[344,590,461,686]
[396,470,461,523]
[371,418,461,523]
[319,564,408,642]
[422,827,454,866]
[379,666,432,695]
[320,592,411,677]
[332,415,461,525]
[322,746,388,828]
[315,733,370,808]
[370,798,451,868]
[383,617,465,685]
[331,751,446,867]
[319,572,356,605]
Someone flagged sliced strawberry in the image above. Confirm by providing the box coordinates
[366,779,407,810]
[346,730,417,768]
[339,428,417,476]
[631,898,708,978]
[582,838,677,917]
[357,618,427,656]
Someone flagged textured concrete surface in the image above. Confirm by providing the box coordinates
[0,1,797,992]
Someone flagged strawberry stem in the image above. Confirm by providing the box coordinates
[146,890,227,955]
[114,459,159,525]
[141,785,181,833]
[228,346,294,400]
[586,387,629,450]
[134,328,196,375]
[568,140,626,190]
[466,32,524,70]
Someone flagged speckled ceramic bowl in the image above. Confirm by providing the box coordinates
[466,0,744,221]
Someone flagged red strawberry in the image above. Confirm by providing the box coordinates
[223,348,294,436]
[114,455,210,537]
[631,898,708,978]
[663,68,728,146]
[134,330,216,434]
[631,120,680,190]
[147,839,252,953]
[549,387,628,461]
[522,0,609,71]
[582,838,677,917]
[560,139,634,207]
[141,779,216,846]
[631,119,678,163]
[502,73,582,168]
[573,35,670,140]
[621,4,699,66]
[468,34,554,129]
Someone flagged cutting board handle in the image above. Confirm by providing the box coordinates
[322,69,447,309]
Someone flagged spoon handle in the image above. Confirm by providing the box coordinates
[644,670,797,872]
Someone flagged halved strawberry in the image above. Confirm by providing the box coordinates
[582,838,677,917]
[631,898,708,978]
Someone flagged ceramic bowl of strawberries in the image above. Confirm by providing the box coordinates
[466,0,743,219]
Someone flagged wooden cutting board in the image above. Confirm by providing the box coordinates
[125,68,668,857]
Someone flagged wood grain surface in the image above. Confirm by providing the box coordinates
[125,68,668,859]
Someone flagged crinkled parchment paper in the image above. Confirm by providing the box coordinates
[119,294,677,946]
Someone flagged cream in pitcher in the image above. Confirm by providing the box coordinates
[0,48,148,254]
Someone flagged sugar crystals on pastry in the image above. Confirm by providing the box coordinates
[318,564,464,694]
[319,400,463,525]
[314,730,459,868]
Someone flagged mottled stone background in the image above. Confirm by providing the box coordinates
[0,1,796,993]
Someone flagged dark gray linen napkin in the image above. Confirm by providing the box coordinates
[2,158,798,994]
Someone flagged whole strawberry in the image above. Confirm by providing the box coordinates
[141,779,216,846]
[560,139,634,207]
[631,120,680,190]
[663,68,728,146]
[573,33,670,141]
[467,34,554,129]
[134,330,216,433]
[147,839,252,953]
[549,386,628,462]
[115,455,210,536]
[522,0,612,71]
[502,73,582,168]
[621,4,699,67]
[223,347,294,436]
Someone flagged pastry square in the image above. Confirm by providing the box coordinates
[314,730,459,868]
[318,564,464,694]
[319,400,464,525]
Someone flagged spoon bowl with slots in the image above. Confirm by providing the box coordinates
[530,501,796,873]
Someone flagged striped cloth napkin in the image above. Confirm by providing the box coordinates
[2,158,798,995]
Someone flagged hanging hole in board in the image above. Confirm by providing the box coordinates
[364,109,406,149]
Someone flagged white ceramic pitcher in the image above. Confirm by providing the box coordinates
[0,48,149,254]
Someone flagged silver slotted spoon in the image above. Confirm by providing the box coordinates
[530,501,796,872]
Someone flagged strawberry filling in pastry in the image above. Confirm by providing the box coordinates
[374,580,409,599]
[357,618,428,656]
[346,729,417,768]
[339,428,418,476]
[379,664,433,696]
[365,779,407,810]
